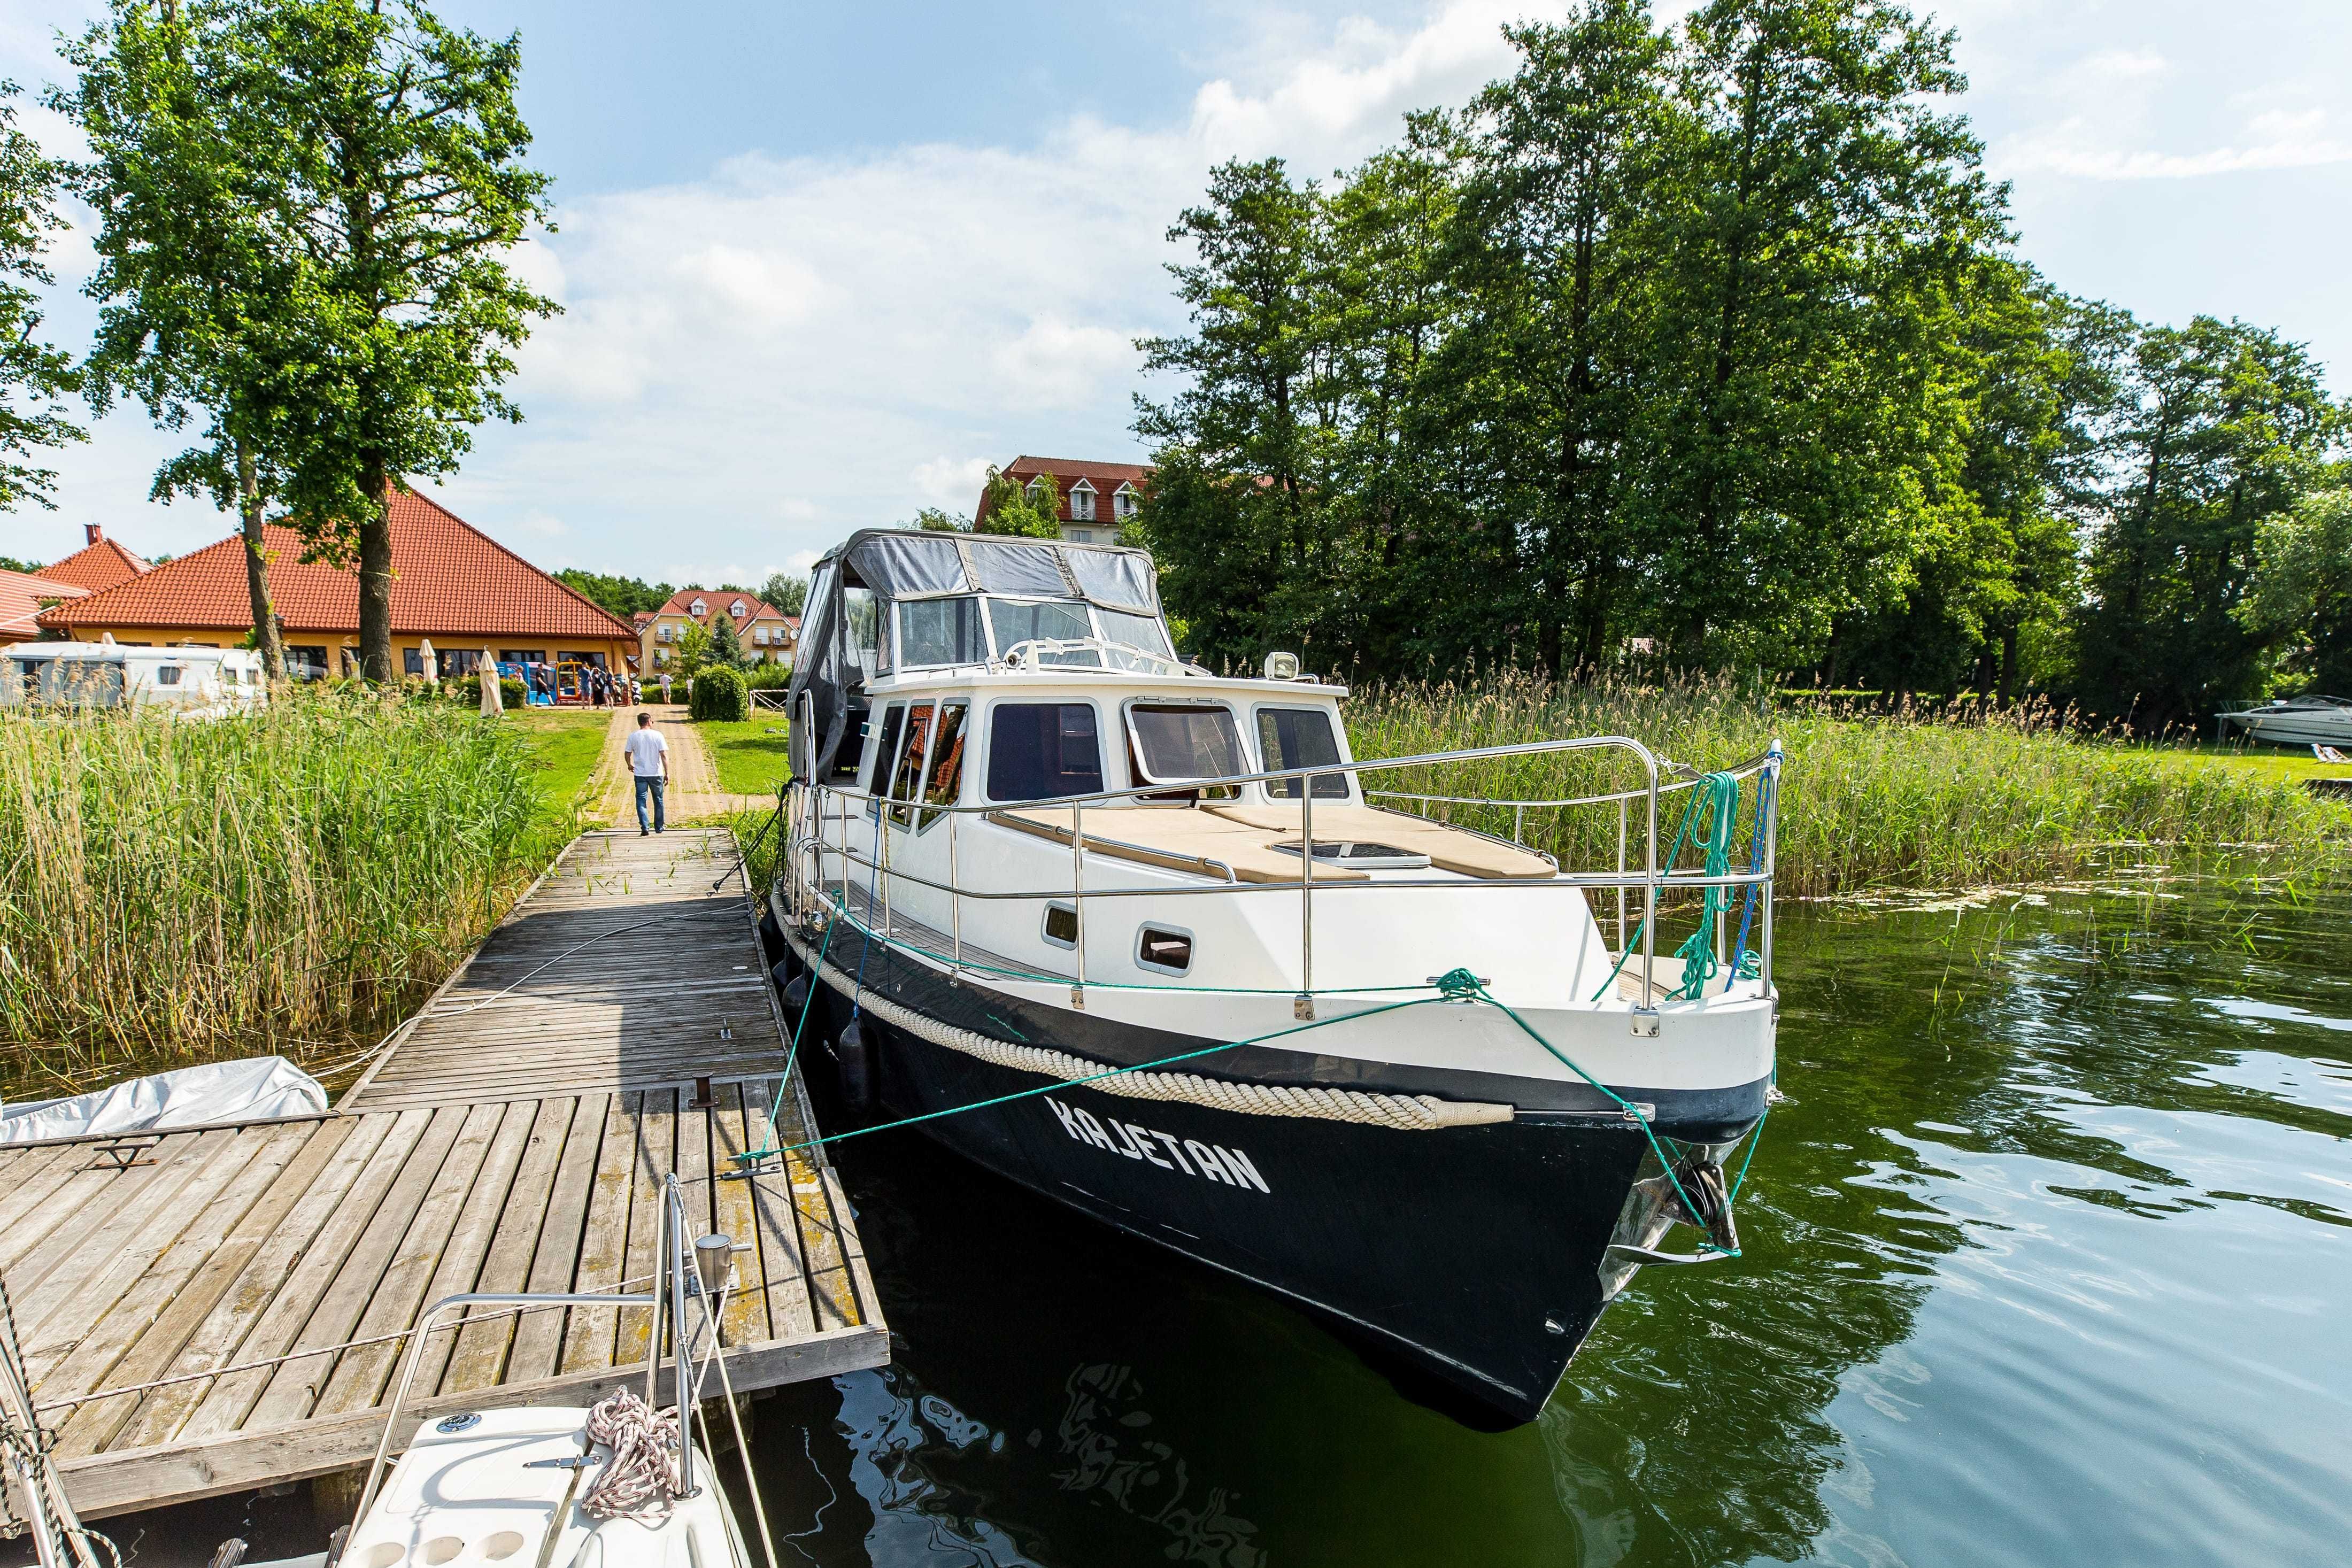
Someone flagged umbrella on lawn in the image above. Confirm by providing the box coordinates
[480,647,503,715]
[418,637,438,686]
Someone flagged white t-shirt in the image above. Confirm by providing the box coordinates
[624,728,668,778]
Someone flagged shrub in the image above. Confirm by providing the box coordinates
[690,665,749,722]
[452,672,528,709]
[744,662,793,690]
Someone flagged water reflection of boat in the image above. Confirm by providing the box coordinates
[2215,694,2352,746]
[769,528,1782,1424]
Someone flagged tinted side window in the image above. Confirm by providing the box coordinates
[868,703,905,794]
[986,703,1102,801]
[1257,707,1348,798]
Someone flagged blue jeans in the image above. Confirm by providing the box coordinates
[635,775,666,832]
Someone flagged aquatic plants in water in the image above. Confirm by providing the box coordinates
[1340,675,2352,897]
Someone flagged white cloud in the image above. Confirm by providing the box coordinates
[426,0,1557,574]
[519,509,566,537]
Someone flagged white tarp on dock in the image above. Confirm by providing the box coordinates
[0,1056,327,1145]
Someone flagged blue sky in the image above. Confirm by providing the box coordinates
[5,1,2350,586]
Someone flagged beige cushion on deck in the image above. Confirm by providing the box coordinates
[1204,803,1557,880]
[988,805,1369,883]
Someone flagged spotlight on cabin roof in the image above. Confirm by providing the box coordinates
[1263,651,1301,681]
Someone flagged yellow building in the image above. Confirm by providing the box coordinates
[638,587,798,675]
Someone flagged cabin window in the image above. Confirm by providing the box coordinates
[1256,707,1349,799]
[987,702,1102,801]
[868,702,906,799]
[899,596,988,667]
[986,598,1098,664]
[1127,704,1244,795]
[1043,901,1079,948]
[919,702,971,828]
[1135,925,1193,976]
[154,665,182,686]
[884,702,934,827]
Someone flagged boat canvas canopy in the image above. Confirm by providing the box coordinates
[788,529,1165,781]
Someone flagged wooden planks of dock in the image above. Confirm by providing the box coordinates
[0,829,887,1521]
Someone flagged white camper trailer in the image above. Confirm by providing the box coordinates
[2,641,268,715]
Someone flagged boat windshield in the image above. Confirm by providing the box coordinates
[988,598,1101,666]
[899,596,989,667]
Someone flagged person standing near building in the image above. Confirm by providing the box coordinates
[625,710,669,835]
[659,671,673,704]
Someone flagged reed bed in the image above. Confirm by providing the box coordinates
[0,695,549,1094]
[1341,675,2351,898]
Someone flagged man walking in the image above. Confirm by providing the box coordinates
[625,710,669,835]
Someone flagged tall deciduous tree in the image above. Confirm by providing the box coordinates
[246,0,557,682]
[0,81,82,512]
[1443,7,1668,675]
[2076,317,2342,727]
[62,0,303,677]
[2238,486,2352,694]
[976,467,1067,539]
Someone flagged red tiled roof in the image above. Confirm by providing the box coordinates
[652,588,792,623]
[1,569,88,640]
[40,534,150,593]
[978,455,1153,526]
[37,488,637,642]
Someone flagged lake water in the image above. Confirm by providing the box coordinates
[736,875,2352,1567]
[26,875,2347,1568]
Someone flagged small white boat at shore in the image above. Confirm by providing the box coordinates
[2216,695,2352,747]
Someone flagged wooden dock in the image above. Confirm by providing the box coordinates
[0,829,886,1521]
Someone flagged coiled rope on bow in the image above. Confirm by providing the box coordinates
[581,1390,682,1521]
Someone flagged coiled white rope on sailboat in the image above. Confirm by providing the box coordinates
[580,1391,682,1521]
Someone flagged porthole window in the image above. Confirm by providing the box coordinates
[1136,925,1193,976]
[1043,901,1079,949]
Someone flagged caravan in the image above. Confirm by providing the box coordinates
[2,642,269,716]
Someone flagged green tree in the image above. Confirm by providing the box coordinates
[60,0,312,679]
[674,617,711,677]
[705,607,747,669]
[2237,486,2352,694]
[553,568,673,617]
[1639,0,2004,666]
[2075,316,2343,727]
[1135,158,1340,668]
[1438,7,1670,675]
[239,0,558,683]
[976,467,1066,539]
[0,80,82,512]
[759,570,809,614]
[908,507,967,532]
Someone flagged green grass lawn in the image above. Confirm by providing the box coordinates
[697,716,795,797]
[2161,740,2349,785]
[504,708,611,820]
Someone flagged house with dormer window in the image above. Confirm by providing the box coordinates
[975,455,1152,545]
[639,585,799,672]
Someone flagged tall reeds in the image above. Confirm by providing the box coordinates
[1342,674,2350,897]
[0,696,545,1092]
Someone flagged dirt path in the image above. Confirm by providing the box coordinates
[590,704,770,824]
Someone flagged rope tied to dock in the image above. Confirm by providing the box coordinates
[580,1389,682,1522]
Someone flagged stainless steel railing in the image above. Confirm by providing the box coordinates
[782,732,1783,1021]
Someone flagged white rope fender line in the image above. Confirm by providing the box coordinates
[581,1389,682,1522]
[790,931,1513,1131]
